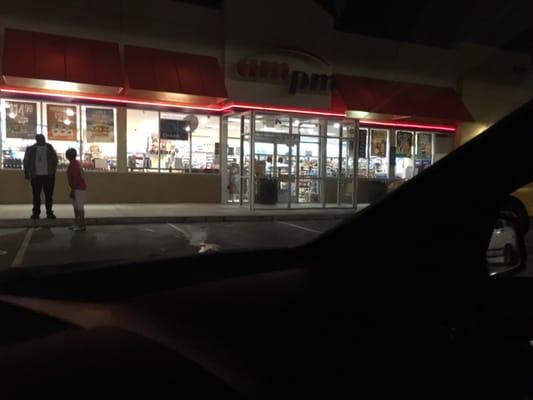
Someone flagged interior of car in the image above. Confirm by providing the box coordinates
[1,98,533,398]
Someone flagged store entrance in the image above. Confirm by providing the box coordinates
[253,136,296,208]
[222,112,357,209]
[224,112,251,205]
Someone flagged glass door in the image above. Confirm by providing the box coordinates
[223,112,252,205]
[340,121,356,207]
[297,136,321,206]
[293,118,322,208]
[252,112,292,209]
[240,113,252,206]
[276,141,295,207]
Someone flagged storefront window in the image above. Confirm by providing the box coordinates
[299,136,320,177]
[326,138,340,177]
[255,113,290,134]
[327,120,341,137]
[395,130,414,179]
[159,112,191,173]
[81,105,117,171]
[369,129,389,179]
[340,138,355,205]
[357,128,369,177]
[296,118,320,136]
[341,140,355,175]
[191,115,220,172]
[127,109,159,172]
[42,102,81,171]
[342,124,356,139]
[1,99,117,172]
[1,99,41,169]
[415,132,433,174]
[298,135,320,203]
[227,116,242,203]
[127,110,219,174]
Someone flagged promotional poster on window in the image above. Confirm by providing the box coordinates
[86,108,115,143]
[6,101,37,139]
[396,131,413,158]
[371,130,387,157]
[358,129,367,158]
[416,133,433,160]
[47,105,77,141]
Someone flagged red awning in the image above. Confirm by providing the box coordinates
[2,29,123,94]
[334,74,473,123]
[124,45,227,104]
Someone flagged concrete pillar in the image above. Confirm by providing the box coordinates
[116,106,127,173]
[220,116,228,203]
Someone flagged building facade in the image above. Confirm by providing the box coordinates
[0,0,528,207]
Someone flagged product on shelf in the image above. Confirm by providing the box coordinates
[2,158,23,169]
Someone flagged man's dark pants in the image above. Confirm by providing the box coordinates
[31,175,55,216]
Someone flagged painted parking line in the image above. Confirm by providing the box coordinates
[11,228,34,268]
[167,223,190,239]
[276,221,322,234]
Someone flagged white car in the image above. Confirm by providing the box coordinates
[487,217,519,265]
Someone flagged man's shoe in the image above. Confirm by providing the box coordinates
[46,212,56,219]
[30,214,39,220]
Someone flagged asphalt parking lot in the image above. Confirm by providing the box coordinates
[2,218,533,278]
[0,219,343,271]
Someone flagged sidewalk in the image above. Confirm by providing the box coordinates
[0,203,367,228]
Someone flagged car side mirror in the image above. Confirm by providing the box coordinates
[487,212,527,277]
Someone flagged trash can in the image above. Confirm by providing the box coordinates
[256,177,278,205]
[357,178,389,203]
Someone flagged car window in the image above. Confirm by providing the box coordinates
[0,1,530,277]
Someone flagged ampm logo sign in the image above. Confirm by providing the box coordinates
[235,53,336,95]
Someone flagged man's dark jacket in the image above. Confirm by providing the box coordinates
[23,144,58,179]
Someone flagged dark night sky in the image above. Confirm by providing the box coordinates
[316,0,533,53]
[172,0,533,53]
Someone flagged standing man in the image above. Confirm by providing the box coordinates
[23,134,58,219]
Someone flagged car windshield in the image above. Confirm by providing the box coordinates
[0,1,532,278]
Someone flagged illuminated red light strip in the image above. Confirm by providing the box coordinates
[224,103,346,118]
[0,87,457,132]
[360,119,456,132]
[225,103,455,131]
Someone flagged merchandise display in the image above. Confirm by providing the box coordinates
[126,110,219,173]
[2,153,22,169]
[358,158,368,177]
[1,140,32,169]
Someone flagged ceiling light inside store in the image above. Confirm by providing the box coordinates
[185,126,191,132]
[64,118,71,126]
[293,119,300,125]
[334,123,340,129]
[8,111,16,119]
[66,109,75,117]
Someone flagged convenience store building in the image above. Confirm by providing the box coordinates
[0,11,473,208]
